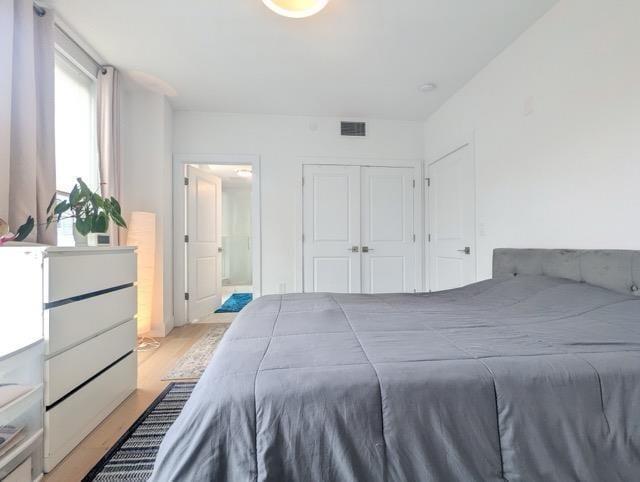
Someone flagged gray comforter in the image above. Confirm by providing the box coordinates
[151,275,640,481]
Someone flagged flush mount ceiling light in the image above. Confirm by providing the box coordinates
[262,0,329,18]
[236,169,253,178]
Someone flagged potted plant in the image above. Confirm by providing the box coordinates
[0,178,127,247]
[47,178,127,246]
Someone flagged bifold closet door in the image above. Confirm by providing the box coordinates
[361,167,416,294]
[303,165,361,293]
[303,164,416,294]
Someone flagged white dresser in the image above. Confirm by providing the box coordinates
[0,246,138,473]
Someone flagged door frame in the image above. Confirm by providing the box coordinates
[173,153,262,326]
[297,157,424,293]
[424,137,477,292]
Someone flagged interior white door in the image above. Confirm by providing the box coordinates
[361,167,416,293]
[187,165,222,321]
[428,144,476,291]
[303,165,361,293]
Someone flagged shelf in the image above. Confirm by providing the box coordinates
[0,385,43,420]
[0,429,43,478]
[0,338,43,363]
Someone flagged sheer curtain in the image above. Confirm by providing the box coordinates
[8,0,56,244]
[97,66,122,245]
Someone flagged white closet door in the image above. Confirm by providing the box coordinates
[361,167,416,294]
[187,165,222,321]
[303,165,361,293]
[428,144,476,291]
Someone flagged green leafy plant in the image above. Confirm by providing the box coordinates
[0,216,34,245]
[47,178,127,236]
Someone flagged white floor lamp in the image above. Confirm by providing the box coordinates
[126,212,156,343]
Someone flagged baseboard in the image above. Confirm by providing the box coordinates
[143,316,175,338]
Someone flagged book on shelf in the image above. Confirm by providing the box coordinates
[0,384,32,409]
[0,425,24,457]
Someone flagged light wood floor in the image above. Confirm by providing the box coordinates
[44,320,230,482]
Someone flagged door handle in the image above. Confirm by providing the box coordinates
[457,247,471,255]
[218,247,223,253]
[362,246,374,253]
[349,246,360,252]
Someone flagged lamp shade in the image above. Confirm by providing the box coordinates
[126,212,156,335]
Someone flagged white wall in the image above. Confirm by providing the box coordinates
[424,0,640,280]
[174,113,424,295]
[0,0,14,221]
[121,80,174,335]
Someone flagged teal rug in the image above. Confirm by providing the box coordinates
[215,293,253,313]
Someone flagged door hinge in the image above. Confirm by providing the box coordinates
[428,234,432,242]
[184,292,190,301]
[412,179,416,188]
[413,234,416,242]
[302,177,305,187]
[184,235,189,243]
[302,233,305,242]
[426,178,431,187]
[184,177,189,186]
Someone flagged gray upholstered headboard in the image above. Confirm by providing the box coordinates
[493,249,640,296]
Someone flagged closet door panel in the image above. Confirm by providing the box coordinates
[303,165,361,293]
[362,167,416,294]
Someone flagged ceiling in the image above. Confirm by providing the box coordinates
[50,0,558,120]
[189,164,252,189]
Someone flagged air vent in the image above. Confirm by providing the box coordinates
[341,121,366,137]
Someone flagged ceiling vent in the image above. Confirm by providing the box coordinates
[341,121,366,137]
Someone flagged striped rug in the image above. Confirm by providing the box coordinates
[83,382,196,482]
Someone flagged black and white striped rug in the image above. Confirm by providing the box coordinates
[83,382,196,482]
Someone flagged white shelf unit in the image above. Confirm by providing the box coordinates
[0,246,138,474]
[0,341,44,482]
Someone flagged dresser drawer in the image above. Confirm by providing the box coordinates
[44,351,136,472]
[44,249,136,303]
[45,320,136,406]
[45,286,136,356]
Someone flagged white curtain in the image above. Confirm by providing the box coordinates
[97,65,122,245]
[8,0,56,244]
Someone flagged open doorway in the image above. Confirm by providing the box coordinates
[184,163,254,322]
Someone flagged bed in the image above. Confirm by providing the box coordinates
[151,249,640,482]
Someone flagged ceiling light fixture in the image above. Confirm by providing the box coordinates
[236,169,252,178]
[419,82,438,93]
[262,0,329,18]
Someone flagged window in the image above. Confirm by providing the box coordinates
[54,51,99,245]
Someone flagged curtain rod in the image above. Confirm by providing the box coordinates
[55,21,115,75]
[33,3,115,75]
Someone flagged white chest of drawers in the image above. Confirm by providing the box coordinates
[0,246,138,473]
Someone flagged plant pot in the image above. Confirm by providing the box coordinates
[73,224,88,247]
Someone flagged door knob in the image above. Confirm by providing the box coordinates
[349,246,360,252]
[362,246,374,253]
[457,247,471,255]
